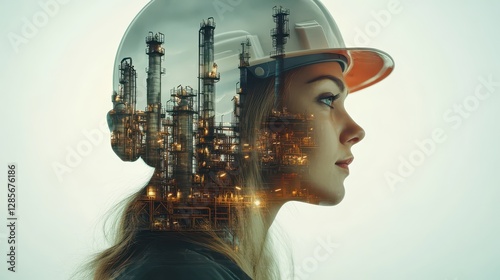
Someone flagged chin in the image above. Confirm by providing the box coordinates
[314,183,345,206]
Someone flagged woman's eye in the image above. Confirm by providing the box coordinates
[317,94,340,109]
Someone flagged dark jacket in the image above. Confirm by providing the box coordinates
[116,232,252,280]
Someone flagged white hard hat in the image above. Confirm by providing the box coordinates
[222,0,395,92]
[114,0,394,114]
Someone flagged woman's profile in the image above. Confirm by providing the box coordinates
[91,0,394,279]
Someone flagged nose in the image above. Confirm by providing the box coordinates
[340,113,365,146]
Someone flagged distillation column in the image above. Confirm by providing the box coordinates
[237,39,250,128]
[110,57,138,161]
[197,18,220,177]
[236,39,251,175]
[121,58,139,160]
[120,57,137,112]
[168,86,196,198]
[271,6,290,111]
[144,32,165,168]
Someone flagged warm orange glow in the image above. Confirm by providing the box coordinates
[147,186,156,197]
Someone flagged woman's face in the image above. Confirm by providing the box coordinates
[285,62,365,205]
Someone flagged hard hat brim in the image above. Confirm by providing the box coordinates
[247,48,394,93]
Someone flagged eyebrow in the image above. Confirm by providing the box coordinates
[306,75,346,93]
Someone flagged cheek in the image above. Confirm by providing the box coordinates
[308,116,340,169]
[313,116,339,152]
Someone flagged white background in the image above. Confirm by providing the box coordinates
[1,0,499,279]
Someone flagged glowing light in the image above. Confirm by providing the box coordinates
[147,186,156,197]
[254,199,261,206]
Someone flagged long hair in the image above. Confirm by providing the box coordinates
[89,70,298,280]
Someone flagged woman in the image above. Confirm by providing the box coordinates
[91,0,394,279]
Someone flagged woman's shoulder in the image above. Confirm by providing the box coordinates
[116,232,252,280]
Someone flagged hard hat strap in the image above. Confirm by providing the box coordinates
[247,53,348,79]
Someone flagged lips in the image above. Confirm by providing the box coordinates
[335,157,354,170]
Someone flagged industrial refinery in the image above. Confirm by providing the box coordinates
[109,7,319,231]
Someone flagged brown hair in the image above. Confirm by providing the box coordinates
[87,70,300,279]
